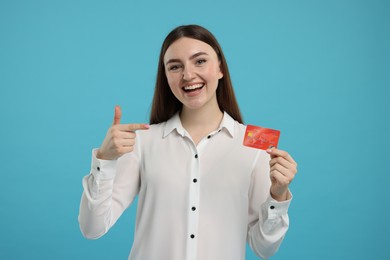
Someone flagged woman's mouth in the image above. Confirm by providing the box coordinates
[182,83,205,93]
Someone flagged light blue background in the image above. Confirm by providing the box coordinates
[0,0,389,259]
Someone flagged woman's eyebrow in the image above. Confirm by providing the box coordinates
[165,52,209,65]
[189,52,208,60]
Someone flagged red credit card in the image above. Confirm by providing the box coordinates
[243,125,280,150]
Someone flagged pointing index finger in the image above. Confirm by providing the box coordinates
[119,123,150,132]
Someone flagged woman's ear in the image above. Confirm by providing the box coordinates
[218,62,224,79]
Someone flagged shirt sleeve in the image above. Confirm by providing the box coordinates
[247,151,292,259]
[78,146,141,239]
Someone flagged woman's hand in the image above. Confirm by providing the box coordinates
[266,148,298,201]
[96,106,149,160]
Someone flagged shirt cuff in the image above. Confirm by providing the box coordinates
[91,148,117,180]
[263,192,292,219]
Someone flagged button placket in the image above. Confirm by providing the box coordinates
[186,145,201,260]
[185,134,211,260]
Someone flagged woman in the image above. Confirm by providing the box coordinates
[79,25,298,260]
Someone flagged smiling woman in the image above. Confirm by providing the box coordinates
[78,24,298,260]
[163,37,223,125]
[150,25,243,125]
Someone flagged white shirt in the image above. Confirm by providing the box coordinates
[78,112,291,260]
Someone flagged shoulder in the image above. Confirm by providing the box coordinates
[136,121,166,142]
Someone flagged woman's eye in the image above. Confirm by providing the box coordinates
[168,65,181,71]
[196,59,207,65]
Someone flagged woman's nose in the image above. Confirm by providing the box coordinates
[182,66,195,81]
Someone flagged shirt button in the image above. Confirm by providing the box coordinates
[190,234,195,239]
[97,166,100,171]
[270,205,275,210]
[195,154,198,159]
[207,135,211,139]
[193,178,197,183]
[192,206,196,211]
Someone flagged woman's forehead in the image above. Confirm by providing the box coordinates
[164,37,217,61]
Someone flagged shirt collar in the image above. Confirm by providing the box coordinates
[219,112,235,137]
[163,112,185,138]
[163,111,235,138]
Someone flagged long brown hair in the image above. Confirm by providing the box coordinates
[150,25,243,124]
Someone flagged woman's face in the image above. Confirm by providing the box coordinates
[164,37,223,111]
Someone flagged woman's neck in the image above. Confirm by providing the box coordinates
[180,100,223,144]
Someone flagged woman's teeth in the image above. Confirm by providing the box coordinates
[183,84,205,92]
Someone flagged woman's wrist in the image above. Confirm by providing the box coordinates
[270,190,289,202]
